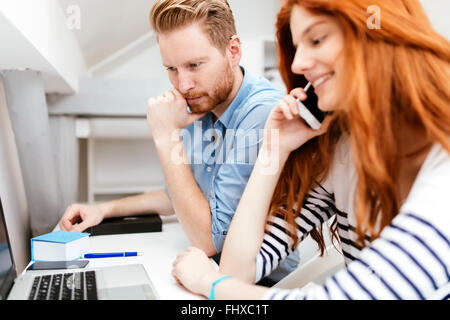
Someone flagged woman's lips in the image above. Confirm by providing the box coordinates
[313,72,334,91]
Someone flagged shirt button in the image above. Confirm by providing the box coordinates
[207,167,212,172]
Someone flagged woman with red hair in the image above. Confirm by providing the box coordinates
[172,0,450,299]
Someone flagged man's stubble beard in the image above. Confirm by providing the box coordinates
[186,63,234,114]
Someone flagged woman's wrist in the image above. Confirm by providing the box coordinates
[199,272,227,298]
[258,142,290,174]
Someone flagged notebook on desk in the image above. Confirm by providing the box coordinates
[88,214,162,236]
[0,198,158,300]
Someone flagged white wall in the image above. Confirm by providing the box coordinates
[420,0,450,40]
[229,0,280,39]
[0,0,86,93]
[0,77,30,274]
[92,34,172,95]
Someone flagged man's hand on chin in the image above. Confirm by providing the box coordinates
[146,88,207,143]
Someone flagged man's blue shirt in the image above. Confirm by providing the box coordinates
[166,67,284,252]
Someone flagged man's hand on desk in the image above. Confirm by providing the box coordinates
[59,203,105,232]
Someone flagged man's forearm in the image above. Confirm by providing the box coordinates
[99,189,174,219]
[155,136,216,256]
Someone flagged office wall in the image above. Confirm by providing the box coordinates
[229,0,280,39]
[0,77,30,274]
[421,0,450,40]
[0,0,86,93]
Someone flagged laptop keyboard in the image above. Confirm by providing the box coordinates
[28,271,98,300]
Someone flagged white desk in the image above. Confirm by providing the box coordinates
[45,215,202,300]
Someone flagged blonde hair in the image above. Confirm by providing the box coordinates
[150,0,237,53]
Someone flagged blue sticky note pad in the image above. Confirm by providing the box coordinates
[32,231,90,243]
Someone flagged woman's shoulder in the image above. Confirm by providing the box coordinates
[400,143,450,221]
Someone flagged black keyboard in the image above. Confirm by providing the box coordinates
[28,270,98,300]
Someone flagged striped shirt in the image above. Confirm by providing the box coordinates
[259,140,450,300]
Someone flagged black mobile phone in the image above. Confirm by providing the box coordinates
[27,260,89,271]
[297,83,325,130]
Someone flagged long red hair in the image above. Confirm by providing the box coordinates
[270,0,450,254]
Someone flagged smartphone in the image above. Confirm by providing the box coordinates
[296,82,325,130]
[27,260,89,271]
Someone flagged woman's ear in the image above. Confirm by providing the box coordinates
[228,35,242,68]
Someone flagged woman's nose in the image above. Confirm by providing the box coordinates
[291,46,315,75]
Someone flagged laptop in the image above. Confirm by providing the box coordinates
[0,198,158,300]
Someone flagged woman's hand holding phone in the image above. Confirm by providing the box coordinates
[263,87,331,158]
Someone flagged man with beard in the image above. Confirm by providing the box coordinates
[58,0,295,283]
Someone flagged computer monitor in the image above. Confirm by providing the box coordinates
[0,198,16,300]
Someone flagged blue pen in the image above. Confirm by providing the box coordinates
[83,252,143,259]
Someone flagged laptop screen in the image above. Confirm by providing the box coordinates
[0,198,16,300]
